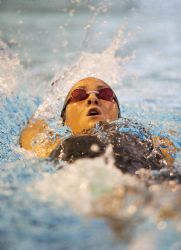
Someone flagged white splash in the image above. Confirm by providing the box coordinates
[0,40,23,96]
[33,27,131,124]
[29,152,150,217]
[30,157,120,213]
[30,156,123,214]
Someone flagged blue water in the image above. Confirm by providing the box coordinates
[0,1,181,249]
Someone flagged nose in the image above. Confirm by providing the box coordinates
[86,93,99,106]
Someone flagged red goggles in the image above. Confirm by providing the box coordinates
[69,87,115,103]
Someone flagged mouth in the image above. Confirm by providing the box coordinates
[87,108,101,117]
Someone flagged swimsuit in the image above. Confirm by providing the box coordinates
[50,121,166,174]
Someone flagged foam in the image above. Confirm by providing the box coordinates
[33,27,131,124]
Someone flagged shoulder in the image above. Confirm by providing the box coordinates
[20,119,61,158]
[19,119,48,150]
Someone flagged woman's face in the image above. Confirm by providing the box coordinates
[64,77,119,134]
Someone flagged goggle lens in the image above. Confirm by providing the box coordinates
[97,88,114,101]
[71,89,88,101]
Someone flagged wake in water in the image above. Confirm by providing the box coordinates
[30,150,181,230]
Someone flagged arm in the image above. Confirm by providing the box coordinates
[152,136,178,166]
[19,119,61,158]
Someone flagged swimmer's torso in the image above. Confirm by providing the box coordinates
[50,122,166,174]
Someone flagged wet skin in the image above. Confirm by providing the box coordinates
[64,78,119,134]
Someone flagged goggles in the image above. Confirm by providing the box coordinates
[68,87,115,103]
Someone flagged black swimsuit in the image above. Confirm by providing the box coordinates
[50,121,166,174]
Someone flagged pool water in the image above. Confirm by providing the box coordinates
[0,1,181,249]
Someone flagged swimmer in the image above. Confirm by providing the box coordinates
[20,77,177,170]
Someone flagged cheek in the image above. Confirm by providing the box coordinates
[66,103,85,122]
[101,102,118,118]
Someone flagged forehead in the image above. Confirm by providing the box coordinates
[71,78,109,91]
